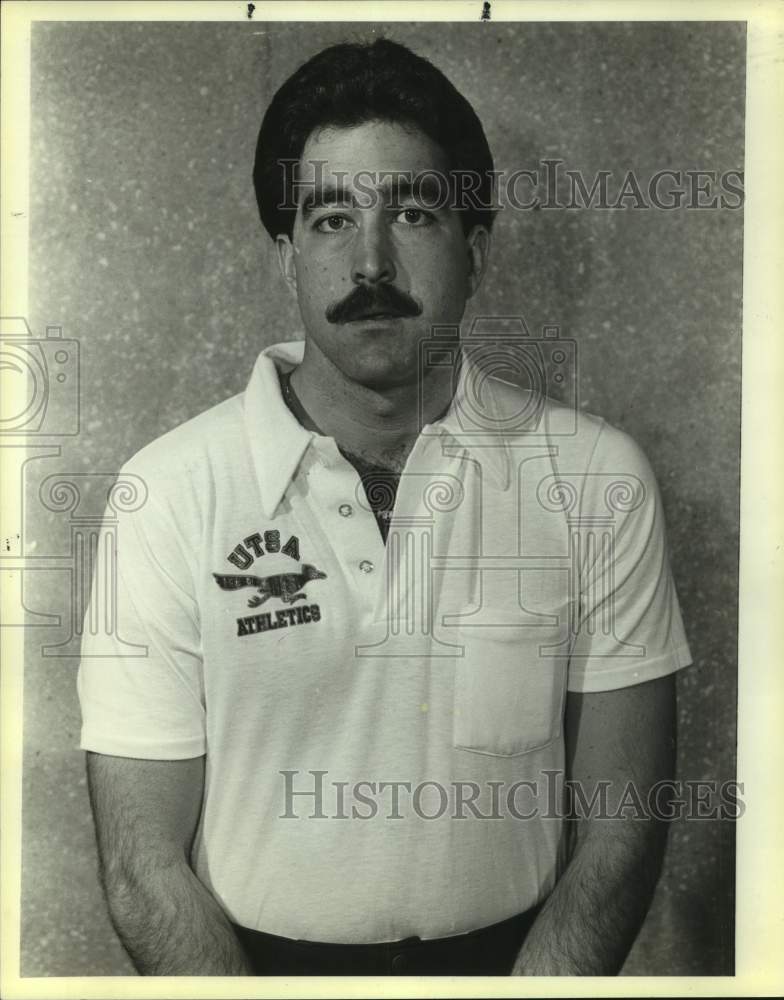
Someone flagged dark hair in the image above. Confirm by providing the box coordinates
[253,38,496,240]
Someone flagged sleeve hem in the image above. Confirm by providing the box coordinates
[79,729,206,760]
[566,643,693,693]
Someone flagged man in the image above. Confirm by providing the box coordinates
[78,38,692,976]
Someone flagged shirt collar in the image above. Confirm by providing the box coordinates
[243,340,313,519]
[244,340,513,518]
[423,355,514,493]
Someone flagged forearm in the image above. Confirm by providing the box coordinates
[104,857,252,975]
[512,818,667,976]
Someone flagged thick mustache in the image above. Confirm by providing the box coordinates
[326,283,422,325]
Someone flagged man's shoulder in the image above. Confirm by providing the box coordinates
[488,376,654,475]
[121,391,245,489]
[487,376,603,446]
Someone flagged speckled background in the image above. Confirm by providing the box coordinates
[22,20,743,976]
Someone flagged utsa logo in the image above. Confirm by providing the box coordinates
[213,564,327,608]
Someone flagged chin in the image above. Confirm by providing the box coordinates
[336,340,422,390]
[350,364,418,391]
[339,353,419,390]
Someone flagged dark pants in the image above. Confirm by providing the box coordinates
[232,906,541,976]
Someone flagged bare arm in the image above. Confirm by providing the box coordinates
[512,673,676,975]
[86,752,252,975]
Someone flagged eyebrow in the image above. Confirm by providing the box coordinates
[300,182,353,218]
[299,174,449,218]
[387,176,445,206]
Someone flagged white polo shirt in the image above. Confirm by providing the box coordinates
[78,339,692,943]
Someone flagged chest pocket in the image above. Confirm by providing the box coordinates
[451,611,569,757]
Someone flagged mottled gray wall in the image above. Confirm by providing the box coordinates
[23,21,743,976]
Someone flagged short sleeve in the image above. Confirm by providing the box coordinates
[566,423,693,692]
[77,470,206,759]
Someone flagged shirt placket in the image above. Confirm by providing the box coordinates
[307,440,387,618]
[362,433,466,657]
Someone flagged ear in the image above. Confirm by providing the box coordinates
[275,234,298,295]
[465,225,491,300]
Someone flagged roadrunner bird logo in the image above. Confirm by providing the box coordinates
[213,564,327,608]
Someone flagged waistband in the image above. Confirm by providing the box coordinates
[232,905,542,976]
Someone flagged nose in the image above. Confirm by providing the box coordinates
[351,215,397,286]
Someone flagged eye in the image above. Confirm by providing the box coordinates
[395,208,434,227]
[315,214,353,233]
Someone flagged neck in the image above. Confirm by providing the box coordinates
[290,340,456,469]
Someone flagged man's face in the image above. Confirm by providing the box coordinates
[276,120,489,390]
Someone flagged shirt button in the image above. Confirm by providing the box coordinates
[359,559,374,574]
[338,503,353,517]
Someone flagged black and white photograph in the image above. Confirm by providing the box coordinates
[1,0,781,993]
